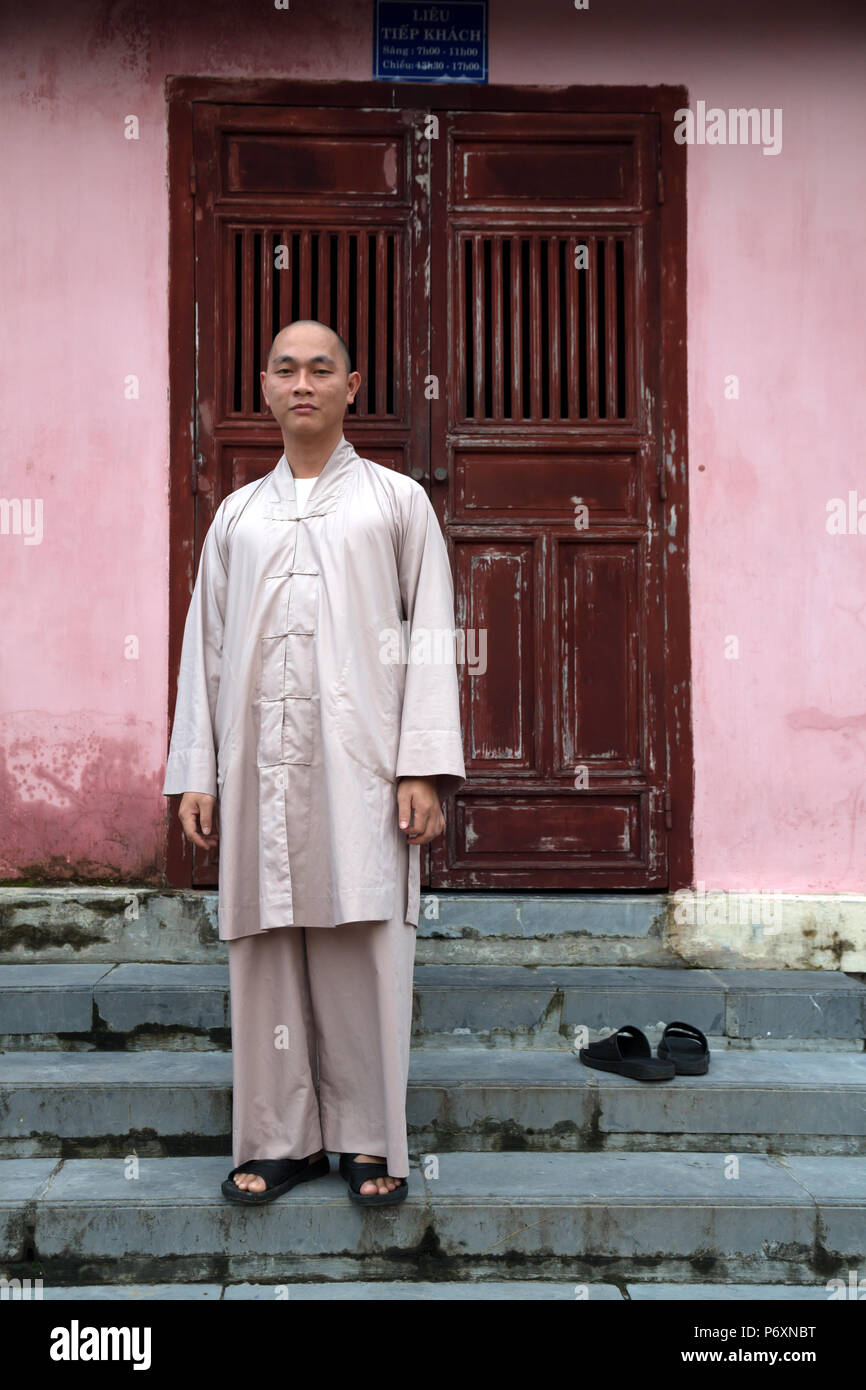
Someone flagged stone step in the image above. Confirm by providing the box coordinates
[0,890,671,966]
[4,888,864,971]
[1,964,864,1050]
[3,1048,865,1158]
[3,1152,863,1285]
[8,1280,847,1301]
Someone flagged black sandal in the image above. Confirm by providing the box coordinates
[658,1020,710,1074]
[221,1151,329,1205]
[338,1153,408,1206]
[578,1024,676,1082]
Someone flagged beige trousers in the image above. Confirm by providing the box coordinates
[226,862,417,1180]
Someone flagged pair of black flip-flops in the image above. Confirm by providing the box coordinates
[578,1020,710,1082]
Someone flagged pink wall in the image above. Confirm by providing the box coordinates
[1,0,864,889]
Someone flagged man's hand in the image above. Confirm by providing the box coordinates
[397,777,445,845]
[178,792,219,851]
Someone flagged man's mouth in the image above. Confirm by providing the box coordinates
[292,404,316,412]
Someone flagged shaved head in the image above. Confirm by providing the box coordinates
[267,320,352,375]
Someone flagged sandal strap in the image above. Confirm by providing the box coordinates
[227,1156,310,1187]
[340,1153,403,1193]
[340,1154,388,1177]
[662,1020,708,1046]
[583,1024,650,1062]
[616,1024,651,1058]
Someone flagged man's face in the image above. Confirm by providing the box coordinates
[260,326,361,439]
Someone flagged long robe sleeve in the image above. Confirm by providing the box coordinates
[394,481,466,799]
[162,503,229,798]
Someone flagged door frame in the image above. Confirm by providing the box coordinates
[165,77,693,891]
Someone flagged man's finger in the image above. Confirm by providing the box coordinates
[411,806,445,845]
[397,786,413,829]
[180,818,207,850]
[179,804,218,851]
[405,803,433,841]
[181,823,212,851]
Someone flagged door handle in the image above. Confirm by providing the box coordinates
[409,466,426,482]
[433,467,448,482]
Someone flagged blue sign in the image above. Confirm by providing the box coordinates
[374,2,488,84]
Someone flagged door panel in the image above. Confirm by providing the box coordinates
[455,538,539,770]
[454,230,640,426]
[188,104,430,884]
[428,111,667,888]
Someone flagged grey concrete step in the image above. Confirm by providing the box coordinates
[2,964,864,1050]
[4,888,864,972]
[3,1152,863,1285]
[2,1048,865,1158]
[0,964,231,1050]
[0,890,672,966]
[6,1280,846,1300]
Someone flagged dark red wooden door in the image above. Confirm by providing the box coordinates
[187,103,430,884]
[428,113,668,888]
[174,95,677,891]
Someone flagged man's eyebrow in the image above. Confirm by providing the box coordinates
[271,352,337,367]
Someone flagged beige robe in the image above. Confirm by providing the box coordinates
[162,434,466,940]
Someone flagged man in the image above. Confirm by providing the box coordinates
[162,320,465,1205]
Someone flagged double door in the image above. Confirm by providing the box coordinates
[175,94,684,892]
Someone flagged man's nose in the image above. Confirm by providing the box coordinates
[293,371,314,392]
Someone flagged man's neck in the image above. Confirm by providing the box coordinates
[283,429,345,478]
